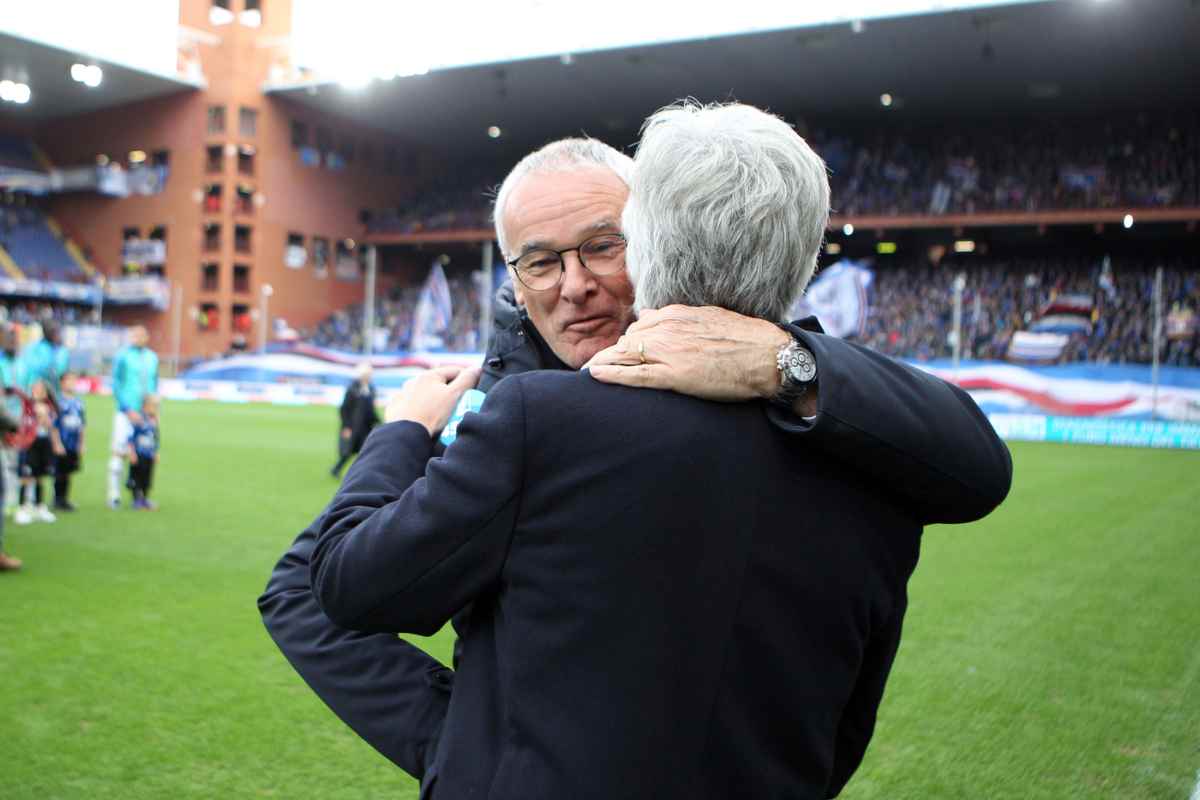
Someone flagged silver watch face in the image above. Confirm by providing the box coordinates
[785,346,817,383]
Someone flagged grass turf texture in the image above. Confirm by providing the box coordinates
[1,396,1197,799]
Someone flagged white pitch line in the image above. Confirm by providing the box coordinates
[1189,769,1200,800]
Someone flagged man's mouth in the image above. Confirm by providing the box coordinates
[563,315,612,334]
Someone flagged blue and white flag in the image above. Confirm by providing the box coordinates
[1008,331,1069,362]
[1097,255,1117,302]
[788,260,874,338]
[411,261,453,351]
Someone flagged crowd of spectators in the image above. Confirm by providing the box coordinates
[364,112,1198,234]
[0,300,94,327]
[303,272,483,353]
[366,161,497,235]
[861,256,1199,367]
[298,255,1197,368]
[807,112,1198,216]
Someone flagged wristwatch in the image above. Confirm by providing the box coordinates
[771,335,817,407]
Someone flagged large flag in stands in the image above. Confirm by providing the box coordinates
[788,260,875,338]
[411,261,454,351]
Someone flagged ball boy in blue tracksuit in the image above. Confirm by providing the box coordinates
[53,371,86,512]
[127,395,160,511]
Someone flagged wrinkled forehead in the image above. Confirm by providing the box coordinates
[502,165,629,255]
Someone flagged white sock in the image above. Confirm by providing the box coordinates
[22,482,34,507]
[108,456,124,501]
[2,450,17,509]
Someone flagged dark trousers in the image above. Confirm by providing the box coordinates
[331,430,368,476]
[130,458,155,498]
[54,450,80,506]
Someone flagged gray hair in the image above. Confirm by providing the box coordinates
[622,101,830,321]
[492,137,634,258]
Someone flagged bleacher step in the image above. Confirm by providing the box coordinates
[0,245,26,279]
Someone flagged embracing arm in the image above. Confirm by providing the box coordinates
[258,513,452,779]
[774,323,1012,524]
[259,367,483,776]
[587,306,1011,525]
[311,375,525,634]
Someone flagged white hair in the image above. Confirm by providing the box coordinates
[622,101,830,321]
[492,137,634,258]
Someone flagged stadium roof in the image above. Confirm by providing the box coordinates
[0,30,199,124]
[268,0,1200,157]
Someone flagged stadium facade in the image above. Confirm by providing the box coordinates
[0,0,1197,371]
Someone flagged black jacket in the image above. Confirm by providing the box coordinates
[259,282,1011,787]
[339,380,379,437]
[312,371,923,799]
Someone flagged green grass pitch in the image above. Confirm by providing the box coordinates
[1,396,1197,799]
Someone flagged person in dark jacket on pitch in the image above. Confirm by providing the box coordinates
[260,132,1012,789]
[330,363,379,478]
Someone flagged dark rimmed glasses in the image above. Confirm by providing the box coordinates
[506,233,627,291]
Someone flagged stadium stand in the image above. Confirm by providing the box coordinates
[862,257,1199,366]
[0,200,91,282]
[0,299,92,326]
[0,133,44,174]
[297,256,1198,367]
[365,161,498,235]
[365,112,1200,234]
[809,112,1199,216]
[302,273,483,353]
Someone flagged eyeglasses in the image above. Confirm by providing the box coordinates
[506,233,627,292]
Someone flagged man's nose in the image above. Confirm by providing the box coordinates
[558,251,596,303]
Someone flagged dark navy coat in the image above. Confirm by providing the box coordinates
[259,282,1011,796]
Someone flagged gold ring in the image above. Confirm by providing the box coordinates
[638,340,647,364]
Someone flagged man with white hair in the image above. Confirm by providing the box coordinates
[262,112,1011,789]
[329,362,379,478]
[298,102,1010,799]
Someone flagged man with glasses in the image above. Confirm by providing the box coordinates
[260,136,1011,785]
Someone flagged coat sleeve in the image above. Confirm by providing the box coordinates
[311,376,526,635]
[258,414,459,778]
[257,514,452,779]
[768,325,1012,525]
